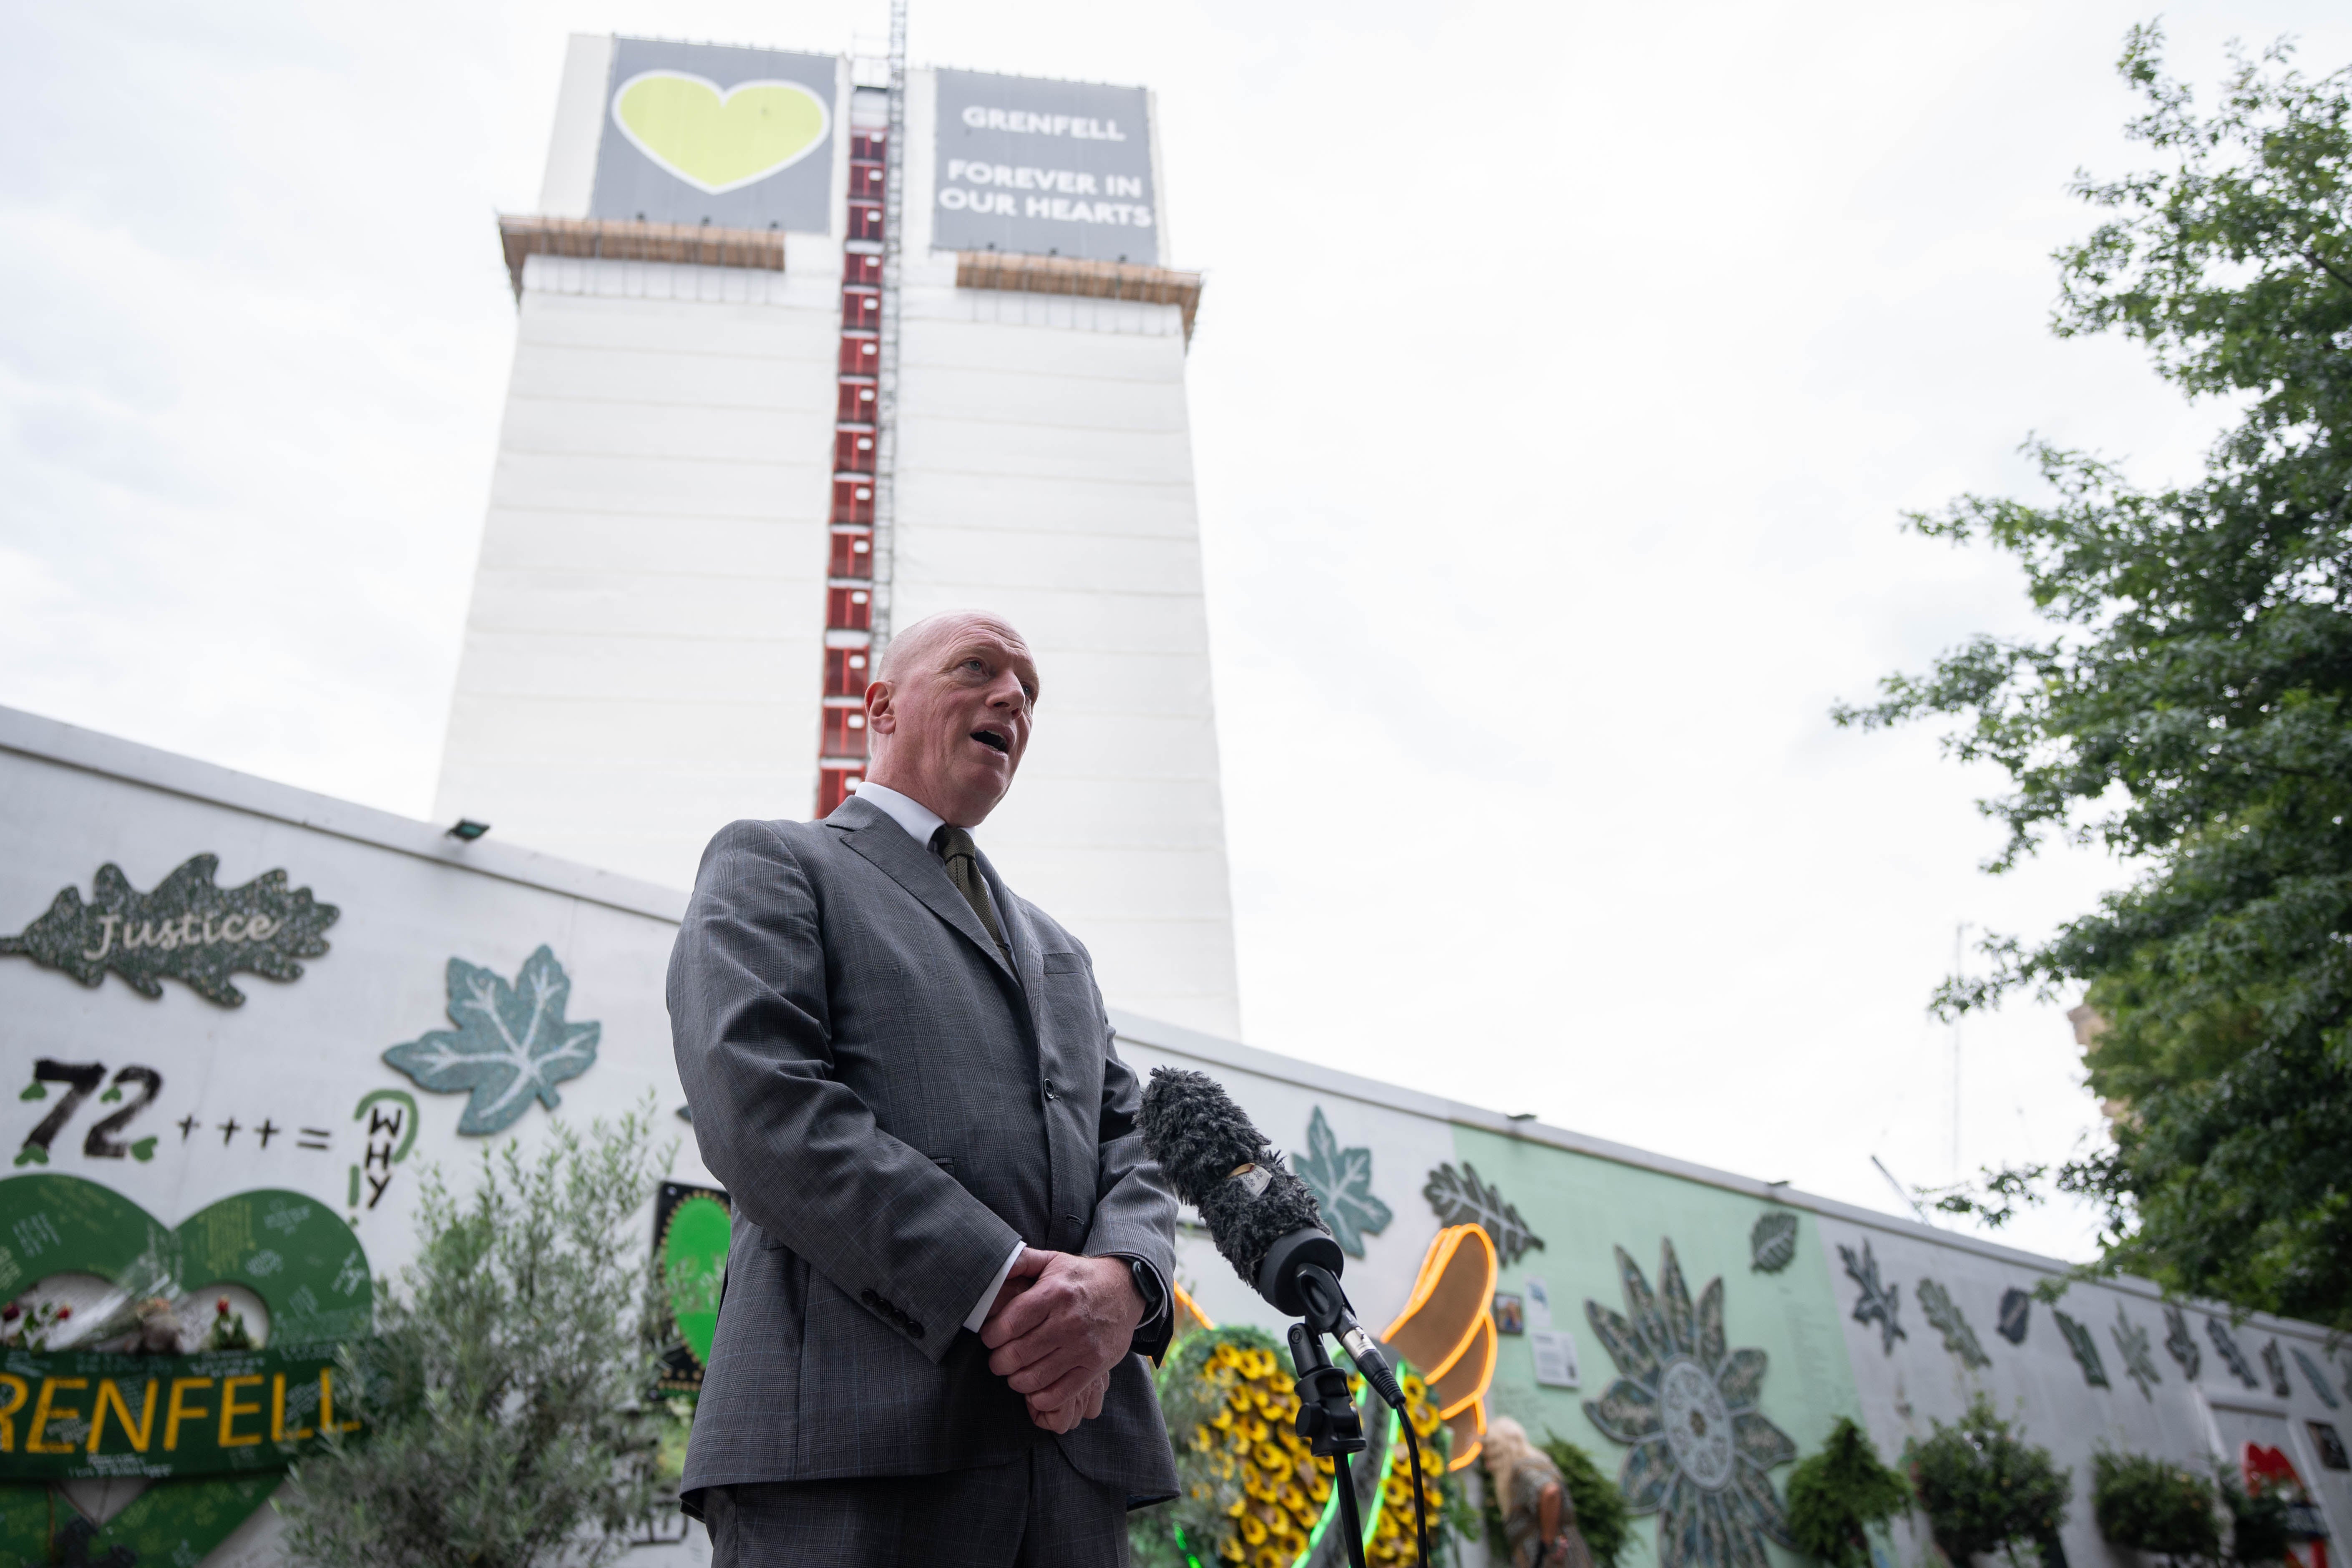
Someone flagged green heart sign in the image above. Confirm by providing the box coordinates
[0,1175,372,1565]
[610,71,830,195]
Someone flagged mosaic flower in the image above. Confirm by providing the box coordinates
[1584,1242,1796,1568]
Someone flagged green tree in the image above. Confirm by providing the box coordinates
[1788,1417,1911,1568]
[2091,1450,2222,1564]
[1905,1396,2072,1568]
[1836,24,2352,1327]
[278,1107,675,1568]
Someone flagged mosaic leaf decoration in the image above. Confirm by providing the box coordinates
[382,945,600,1134]
[1583,1240,1796,1568]
[2262,1339,2292,1398]
[0,854,337,1006]
[2209,1317,2260,1388]
[2292,1347,2342,1410]
[1290,1106,1392,1259]
[1838,1240,1905,1354]
[2111,1306,2161,1399]
[1917,1279,1990,1368]
[1750,1211,1799,1273]
[1997,1288,2032,1345]
[2054,1309,2111,1389]
[1424,1161,1545,1264]
[2163,1304,2201,1380]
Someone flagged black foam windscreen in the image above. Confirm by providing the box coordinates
[1139,1066,1330,1291]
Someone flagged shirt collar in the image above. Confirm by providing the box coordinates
[853,781,949,851]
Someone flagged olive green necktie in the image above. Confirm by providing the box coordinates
[931,824,1011,966]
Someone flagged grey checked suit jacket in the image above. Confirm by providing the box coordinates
[668,796,1181,1505]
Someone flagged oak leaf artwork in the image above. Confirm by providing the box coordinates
[0,854,337,1006]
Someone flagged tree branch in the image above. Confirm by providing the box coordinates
[2304,248,2352,294]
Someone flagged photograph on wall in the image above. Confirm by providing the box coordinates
[590,37,838,231]
[931,67,1156,262]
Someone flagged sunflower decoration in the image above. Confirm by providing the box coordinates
[1583,1241,1798,1568]
[1137,1324,1456,1568]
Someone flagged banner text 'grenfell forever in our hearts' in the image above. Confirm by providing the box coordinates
[931,68,1158,263]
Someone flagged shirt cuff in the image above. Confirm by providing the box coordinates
[963,1241,1027,1334]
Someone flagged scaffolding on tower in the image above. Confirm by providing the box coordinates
[871,0,908,656]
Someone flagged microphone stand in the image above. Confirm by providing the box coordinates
[1288,1321,1371,1568]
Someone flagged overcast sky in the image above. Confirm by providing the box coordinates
[7,0,2347,1262]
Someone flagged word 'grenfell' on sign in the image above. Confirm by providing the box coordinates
[931,67,1154,262]
[0,1349,365,1479]
[0,853,338,1007]
[958,105,1129,140]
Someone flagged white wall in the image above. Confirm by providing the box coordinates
[1819,1213,2352,1568]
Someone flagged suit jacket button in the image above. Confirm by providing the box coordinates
[908,1321,926,1339]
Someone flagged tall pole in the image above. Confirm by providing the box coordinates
[870,0,908,657]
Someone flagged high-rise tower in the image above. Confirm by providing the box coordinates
[434,35,1240,1034]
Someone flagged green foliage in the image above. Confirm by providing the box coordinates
[1476,1433,1630,1568]
[2092,1450,2222,1561]
[277,1106,675,1568]
[1788,1418,1912,1568]
[1548,1434,1631,1568]
[1835,22,2352,1329]
[2221,1470,2294,1566]
[1904,1396,2071,1566]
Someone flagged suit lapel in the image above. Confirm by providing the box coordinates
[981,853,1050,1044]
[830,797,1019,982]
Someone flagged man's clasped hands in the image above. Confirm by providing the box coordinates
[978,1248,1147,1435]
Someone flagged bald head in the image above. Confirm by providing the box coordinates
[863,612,1040,827]
[876,611,1031,687]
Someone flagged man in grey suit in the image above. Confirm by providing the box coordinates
[669,610,1180,1565]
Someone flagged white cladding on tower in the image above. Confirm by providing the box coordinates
[434,36,1241,1035]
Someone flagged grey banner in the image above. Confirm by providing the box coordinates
[591,38,838,233]
[931,68,1156,262]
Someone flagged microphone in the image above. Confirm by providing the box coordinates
[1139,1067,1405,1409]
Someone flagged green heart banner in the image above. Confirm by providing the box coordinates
[0,1174,373,1563]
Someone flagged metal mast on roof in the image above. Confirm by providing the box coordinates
[870,0,908,657]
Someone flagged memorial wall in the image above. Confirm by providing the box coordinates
[7,704,2350,1568]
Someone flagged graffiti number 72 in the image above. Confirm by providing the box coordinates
[15,1060,164,1166]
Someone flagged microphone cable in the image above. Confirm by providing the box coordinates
[1400,1411,1432,1568]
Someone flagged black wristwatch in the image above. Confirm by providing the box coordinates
[1126,1257,1167,1326]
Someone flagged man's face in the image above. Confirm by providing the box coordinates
[865,617,1039,827]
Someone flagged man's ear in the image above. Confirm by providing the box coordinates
[865,680,895,735]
